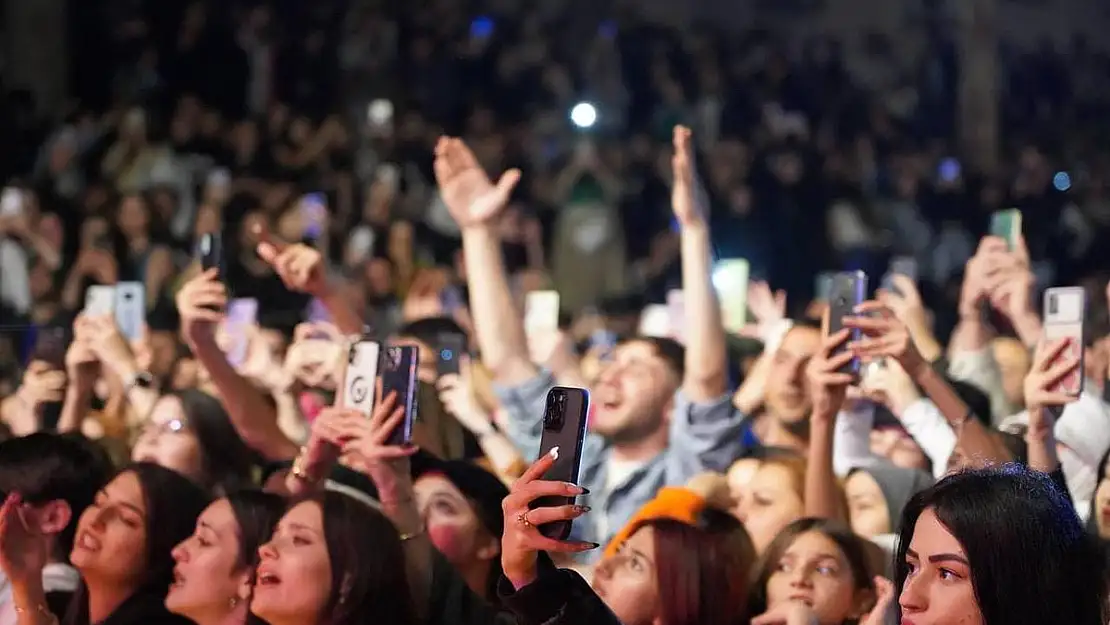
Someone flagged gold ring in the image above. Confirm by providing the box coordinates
[516,512,532,528]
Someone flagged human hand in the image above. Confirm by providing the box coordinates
[805,328,856,422]
[175,269,227,344]
[843,301,928,378]
[670,125,708,228]
[433,136,521,228]
[437,363,495,435]
[0,494,50,587]
[255,227,328,296]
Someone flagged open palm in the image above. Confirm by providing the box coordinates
[434,137,521,227]
[671,125,708,227]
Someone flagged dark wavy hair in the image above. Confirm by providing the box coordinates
[65,463,211,625]
[629,508,754,625]
[302,491,418,625]
[748,517,877,622]
[895,465,1108,625]
[224,490,285,625]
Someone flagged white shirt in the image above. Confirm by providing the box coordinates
[0,563,80,625]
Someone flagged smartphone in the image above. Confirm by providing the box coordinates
[666,289,686,345]
[525,290,560,334]
[1042,287,1086,396]
[340,339,381,416]
[84,285,116,316]
[827,271,869,377]
[305,298,331,324]
[530,386,591,540]
[197,232,224,276]
[713,259,750,335]
[440,284,465,314]
[226,299,259,368]
[436,334,467,377]
[380,345,419,446]
[883,257,918,294]
[815,271,835,301]
[0,187,23,216]
[113,282,145,342]
[300,193,327,241]
[990,209,1023,251]
[638,304,671,338]
[31,326,69,369]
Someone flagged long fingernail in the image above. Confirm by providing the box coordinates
[574,505,592,514]
[586,542,600,549]
[578,487,590,495]
[548,446,560,460]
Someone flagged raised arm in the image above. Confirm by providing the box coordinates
[433,137,534,385]
[671,126,727,400]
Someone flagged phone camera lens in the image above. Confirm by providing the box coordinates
[348,347,359,366]
[545,392,566,431]
[441,349,453,360]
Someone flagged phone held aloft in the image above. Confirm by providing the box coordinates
[530,386,590,540]
[1043,287,1086,396]
[827,271,868,379]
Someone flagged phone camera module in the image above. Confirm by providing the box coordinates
[441,348,453,360]
[544,392,566,431]
[1049,295,1059,316]
[348,346,359,366]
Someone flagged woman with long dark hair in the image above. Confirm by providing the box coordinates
[0,462,210,625]
[251,490,419,625]
[165,490,285,625]
[131,389,258,494]
[497,452,755,625]
[896,465,1108,625]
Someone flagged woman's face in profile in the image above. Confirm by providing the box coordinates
[735,463,804,553]
[764,530,871,625]
[414,475,498,571]
[166,499,251,619]
[70,471,149,584]
[590,527,660,625]
[253,501,333,624]
[131,396,203,482]
[899,507,984,625]
[844,471,891,538]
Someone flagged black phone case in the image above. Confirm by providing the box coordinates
[530,386,590,541]
[197,233,224,277]
[436,334,466,377]
[827,271,868,377]
[380,346,419,446]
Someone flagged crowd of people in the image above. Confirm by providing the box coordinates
[2,1,1110,625]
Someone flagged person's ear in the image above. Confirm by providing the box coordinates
[37,500,73,536]
[475,531,501,562]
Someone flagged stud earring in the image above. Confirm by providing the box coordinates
[229,597,239,609]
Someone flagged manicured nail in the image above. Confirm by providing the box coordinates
[574,505,592,514]
[586,542,601,549]
[579,487,591,495]
[548,446,560,460]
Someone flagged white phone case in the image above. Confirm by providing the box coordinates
[341,340,381,416]
[114,282,146,342]
[525,291,560,334]
[225,299,259,367]
[85,285,116,317]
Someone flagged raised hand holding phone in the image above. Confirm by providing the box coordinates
[502,446,596,591]
[529,387,590,540]
[175,269,228,344]
[255,225,328,295]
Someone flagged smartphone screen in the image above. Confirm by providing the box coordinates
[380,345,419,446]
[114,282,145,342]
[827,271,868,377]
[85,285,116,317]
[638,304,671,338]
[815,272,835,301]
[31,326,68,369]
[524,291,560,334]
[0,187,23,216]
[300,194,327,241]
[340,340,381,416]
[197,232,224,276]
[713,259,750,335]
[226,299,259,367]
[1042,287,1086,396]
[990,209,1023,251]
[882,257,918,294]
[531,386,590,540]
[436,334,466,377]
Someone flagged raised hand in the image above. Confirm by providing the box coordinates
[284,322,345,390]
[805,328,856,421]
[501,450,595,590]
[255,226,327,295]
[175,269,227,342]
[433,137,520,227]
[1024,338,1082,433]
[314,393,417,491]
[66,320,100,392]
[742,280,787,339]
[437,362,495,435]
[858,577,895,625]
[670,125,708,228]
[843,301,928,377]
[0,494,50,586]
